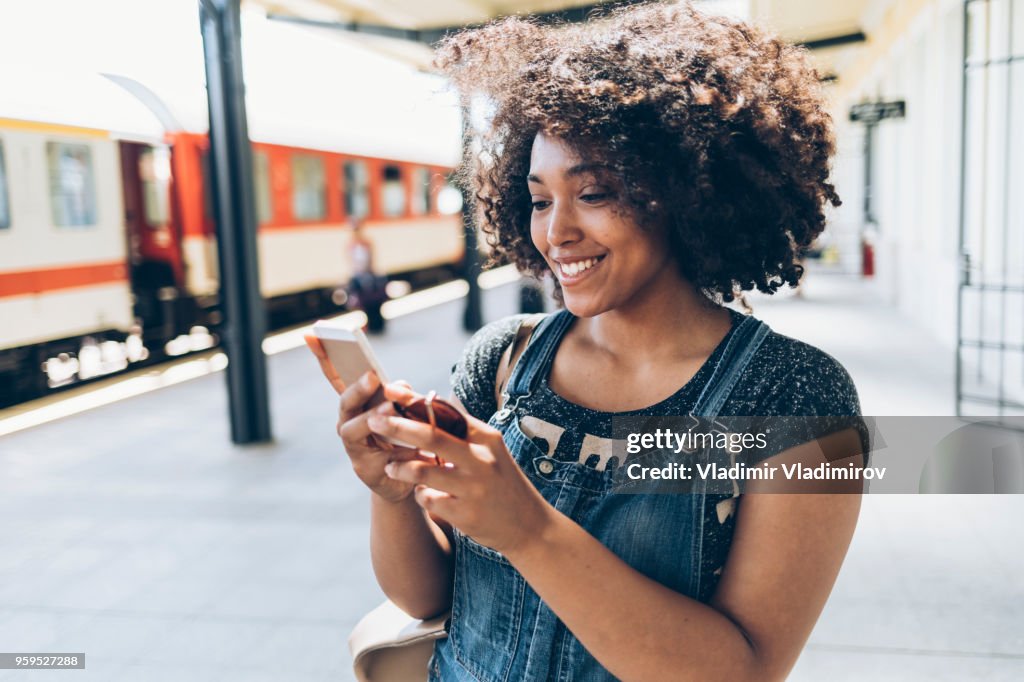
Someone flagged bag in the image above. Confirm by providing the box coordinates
[349,601,448,682]
[348,313,545,682]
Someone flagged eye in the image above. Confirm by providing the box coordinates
[580,191,611,204]
[579,183,613,203]
[531,199,552,211]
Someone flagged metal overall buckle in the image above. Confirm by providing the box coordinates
[495,392,527,423]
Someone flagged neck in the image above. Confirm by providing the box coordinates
[576,271,731,364]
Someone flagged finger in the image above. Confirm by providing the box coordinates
[413,485,457,519]
[339,402,399,446]
[461,412,509,450]
[340,371,382,419]
[339,419,421,461]
[368,414,475,466]
[385,460,462,494]
[303,334,326,359]
[304,335,346,394]
[389,449,440,465]
[383,381,419,405]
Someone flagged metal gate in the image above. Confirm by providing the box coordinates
[958,0,1024,423]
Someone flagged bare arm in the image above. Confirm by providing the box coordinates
[502,429,863,681]
[370,395,487,617]
[372,392,481,617]
[304,334,455,619]
[370,491,453,620]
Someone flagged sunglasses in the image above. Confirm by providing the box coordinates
[392,390,468,466]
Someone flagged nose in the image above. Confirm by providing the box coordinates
[544,199,583,247]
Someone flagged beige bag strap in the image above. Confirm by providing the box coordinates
[494,313,546,410]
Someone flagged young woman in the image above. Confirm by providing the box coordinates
[307,4,868,680]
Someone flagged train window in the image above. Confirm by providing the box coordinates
[343,160,369,219]
[381,164,406,217]
[46,142,97,227]
[139,146,171,226]
[0,141,9,229]
[411,167,431,215]
[255,150,273,224]
[292,154,326,221]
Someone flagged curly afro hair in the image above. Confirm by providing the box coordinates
[433,1,841,303]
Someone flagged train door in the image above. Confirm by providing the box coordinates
[120,141,184,291]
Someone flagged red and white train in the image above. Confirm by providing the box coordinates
[0,34,465,406]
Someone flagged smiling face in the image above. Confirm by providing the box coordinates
[528,133,679,318]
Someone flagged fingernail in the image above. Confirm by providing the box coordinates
[361,372,374,388]
[368,415,385,430]
[384,462,397,476]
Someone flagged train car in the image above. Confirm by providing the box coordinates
[159,132,464,334]
[0,71,165,404]
[0,22,466,406]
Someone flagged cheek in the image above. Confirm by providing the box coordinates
[633,222,671,258]
[615,225,673,272]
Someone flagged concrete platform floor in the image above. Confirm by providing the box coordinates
[0,271,1021,681]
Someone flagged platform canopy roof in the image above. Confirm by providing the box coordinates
[244,0,876,82]
[750,0,875,82]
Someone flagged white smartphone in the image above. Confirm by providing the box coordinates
[312,319,390,408]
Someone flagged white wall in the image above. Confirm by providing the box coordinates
[830,0,965,349]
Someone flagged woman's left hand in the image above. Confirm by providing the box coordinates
[367,406,554,556]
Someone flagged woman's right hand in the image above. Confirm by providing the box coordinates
[304,334,428,504]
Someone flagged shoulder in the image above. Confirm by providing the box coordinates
[727,324,871,460]
[450,315,532,422]
[731,326,862,417]
[465,314,530,355]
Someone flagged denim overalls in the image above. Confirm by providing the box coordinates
[430,310,770,681]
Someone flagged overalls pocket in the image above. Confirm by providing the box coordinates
[449,530,526,682]
[446,416,540,682]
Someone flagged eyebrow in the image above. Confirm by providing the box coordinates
[526,163,607,185]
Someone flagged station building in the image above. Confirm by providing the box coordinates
[754,0,1023,417]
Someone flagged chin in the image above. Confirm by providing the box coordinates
[560,292,613,318]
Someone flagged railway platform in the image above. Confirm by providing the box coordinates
[0,271,1021,681]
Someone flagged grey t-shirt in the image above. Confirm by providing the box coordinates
[450,308,865,599]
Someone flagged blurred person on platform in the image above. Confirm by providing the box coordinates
[346,218,387,334]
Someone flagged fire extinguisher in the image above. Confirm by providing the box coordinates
[861,239,874,277]
[861,229,876,277]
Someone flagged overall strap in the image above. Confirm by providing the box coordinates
[690,315,771,419]
[495,310,574,422]
[507,309,574,396]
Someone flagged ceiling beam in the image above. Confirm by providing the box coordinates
[799,31,867,51]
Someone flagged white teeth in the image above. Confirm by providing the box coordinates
[560,258,600,278]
